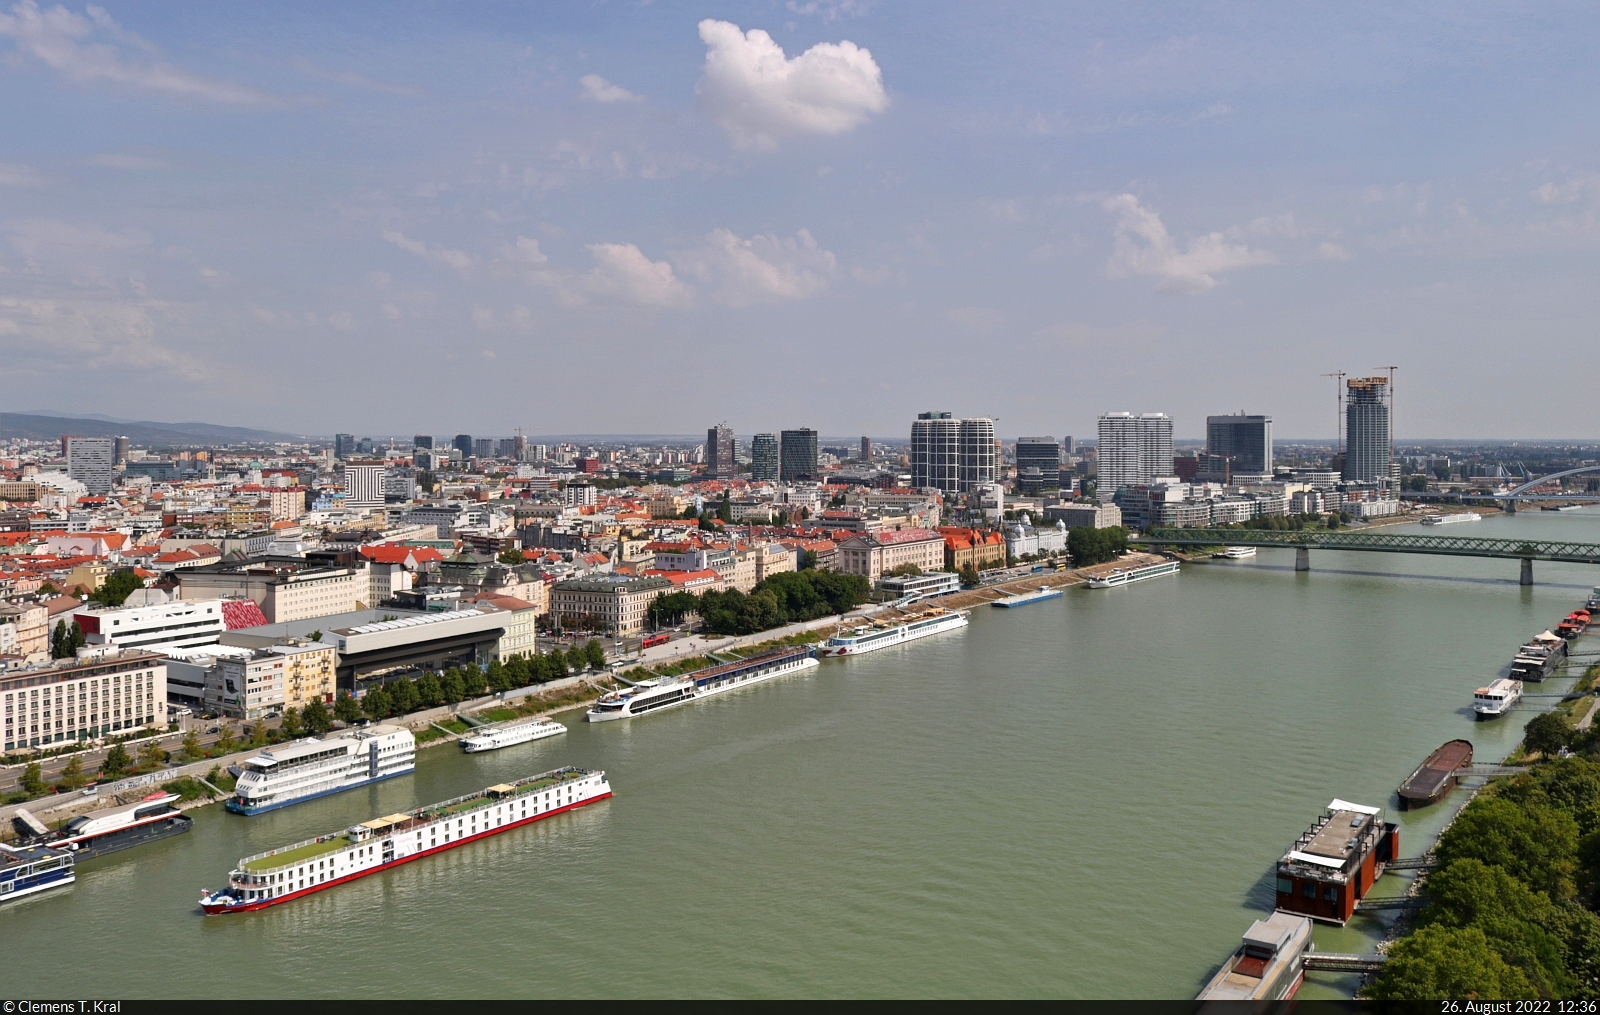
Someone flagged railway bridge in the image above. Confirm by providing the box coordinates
[1132,529,1600,585]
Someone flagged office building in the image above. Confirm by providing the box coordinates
[780,428,819,482]
[1063,436,1075,455]
[1344,377,1391,483]
[860,436,872,462]
[1206,413,1273,475]
[474,438,496,460]
[334,434,356,459]
[454,434,474,459]
[750,433,779,482]
[1097,413,1174,496]
[958,418,997,492]
[1015,437,1061,495]
[548,575,672,635]
[179,557,367,623]
[413,434,434,450]
[113,436,129,465]
[71,598,227,654]
[707,423,736,480]
[911,412,960,492]
[1,649,168,749]
[343,462,387,510]
[65,436,115,495]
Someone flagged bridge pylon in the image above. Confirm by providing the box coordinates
[1295,547,1310,572]
[1521,558,1533,586]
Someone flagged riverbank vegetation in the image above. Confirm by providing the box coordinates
[1066,526,1129,566]
[692,570,872,636]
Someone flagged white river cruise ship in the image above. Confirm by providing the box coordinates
[200,767,611,914]
[227,725,415,815]
[1087,560,1180,589]
[586,646,818,722]
[460,718,566,754]
[817,608,969,657]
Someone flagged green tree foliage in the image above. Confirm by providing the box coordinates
[181,727,204,760]
[100,742,132,778]
[799,548,816,570]
[302,698,332,734]
[1418,859,1570,996]
[279,707,302,738]
[462,664,487,698]
[20,760,46,796]
[566,645,589,672]
[441,670,466,703]
[88,568,146,607]
[527,653,551,684]
[718,491,733,523]
[505,655,530,687]
[51,619,70,659]
[498,547,526,565]
[696,570,870,636]
[585,639,607,670]
[414,673,443,708]
[362,687,392,719]
[886,563,923,577]
[650,591,700,625]
[138,739,170,769]
[57,753,86,790]
[547,648,568,679]
[1436,797,1579,900]
[1066,526,1129,567]
[486,660,511,692]
[1367,925,1537,1000]
[333,694,362,723]
[1525,712,1575,759]
[958,563,981,587]
[388,677,419,714]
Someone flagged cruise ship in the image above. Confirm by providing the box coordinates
[1420,511,1482,525]
[1086,560,1180,588]
[227,725,415,815]
[586,646,818,722]
[200,767,611,914]
[1,842,74,903]
[1473,678,1523,719]
[817,608,969,656]
[1213,546,1257,559]
[460,718,566,754]
[11,791,191,860]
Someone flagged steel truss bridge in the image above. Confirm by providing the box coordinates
[1132,528,1600,585]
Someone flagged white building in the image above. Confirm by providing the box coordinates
[910,413,997,493]
[343,462,387,510]
[1096,412,1174,499]
[71,598,227,654]
[2,649,168,750]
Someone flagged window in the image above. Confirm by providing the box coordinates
[1301,881,1317,898]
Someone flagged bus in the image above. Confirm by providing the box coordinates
[641,633,670,650]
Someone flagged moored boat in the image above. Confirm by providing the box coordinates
[460,718,566,754]
[1396,739,1473,810]
[1556,610,1592,640]
[586,646,818,722]
[1087,560,1180,588]
[10,791,191,860]
[227,725,415,815]
[1510,631,1568,681]
[1213,546,1256,559]
[991,587,1062,608]
[1420,512,1482,525]
[1588,587,1600,612]
[817,608,968,656]
[199,767,611,914]
[1196,912,1312,1001]
[0,842,74,903]
[1474,678,1522,719]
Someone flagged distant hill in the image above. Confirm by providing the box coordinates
[1,413,307,447]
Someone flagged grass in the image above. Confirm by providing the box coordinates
[475,708,518,723]
[163,777,220,802]
[243,836,349,872]
[415,719,469,744]
[649,655,717,677]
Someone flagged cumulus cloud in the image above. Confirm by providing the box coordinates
[696,19,887,150]
[0,0,276,103]
[500,236,548,265]
[578,73,641,103]
[1100,194,1276,294]
[381,230,475,275]
[1319,241,1351,260]
[672,227,837,305]
[0,162,46,186]
[1533,174,1600,204]
[581,243,692,308]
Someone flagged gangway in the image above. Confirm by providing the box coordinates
[1304,952,1389,973]
[1383,856,1436,871]
[1354,896,1424,912]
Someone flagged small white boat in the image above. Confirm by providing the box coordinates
[1473,678,1522,719]
[1213,547,1256,559]
[1420,512,1481,525]
[991,587,1063,608]
[460,718,566,753]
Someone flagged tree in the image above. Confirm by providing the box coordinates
[1365,925,1537,1000]
[51,619,68,659]
[333,693,362,723]
[388,677,419,715]
[799,549,817,570]
[279,707,302,738]
[215,721,236,754]
[547,648,569,679]
[302,698,332,734]
[137,739,170,770]
[959,562,981,587]
[498,547,526,565]
[88,568,146,608]
[181,727,205,760]
[363,687,393,719]
[58,753,86,790]
[100,742,132,778]
[20,760,46,796]
[1435,797,1580,900]
[586,639,607,670]
[441,670,466,703]
[415,673,444,707]
[486,660,511,693]
[527,653,552,684]
[718,491,733,523]
[307,630,322,643]
[650,591,700,626]
[504,655,530,687]
[1525,712,1574,759]
[462,664,487,698]
[887,563,923,577]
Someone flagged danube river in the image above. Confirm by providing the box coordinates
[8,508,1600,998]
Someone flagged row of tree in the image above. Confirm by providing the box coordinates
[354,642,607,720]
[674,570,872,637]
[1066,526,1130,567]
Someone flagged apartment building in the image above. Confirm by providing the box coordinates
[1,648,167,750]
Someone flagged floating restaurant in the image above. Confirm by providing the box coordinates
[1274,798,1399,925]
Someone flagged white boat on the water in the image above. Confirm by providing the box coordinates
[586,646,817,722]
[1213,547,1256,559]
[818,608,969,655]
[1087,560,1180,589]
[1420,512,1482,525]
[460,718,566,754]
[991,587,1062,608]
[1473,678,1522,719]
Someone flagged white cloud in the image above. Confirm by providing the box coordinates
[6,217,150,257]
[1533,174,1600,204]
[1100,194,1276,294]
[0,162,46,186]
[981,198,1023,222]
[1319,241,1351,260]
[501,235,548,265]
[581,243,692,308]
[672,227,837,305]
[85,153,167,169]
[326,310,354,331]
[696,19,888,151]
[785,0,871,21]
[578,73,641,103]
[381,230,475,275]
[0,0,276,103]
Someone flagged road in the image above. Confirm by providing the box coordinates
[0,716,283,796]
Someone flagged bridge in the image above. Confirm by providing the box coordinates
[1133,528,1600,585]
[1303,952,1389,973]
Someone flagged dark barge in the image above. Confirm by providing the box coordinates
[1396,739,1473,810]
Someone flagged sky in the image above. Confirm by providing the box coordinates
[2,1,1599,441]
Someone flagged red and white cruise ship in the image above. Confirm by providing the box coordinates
[198,767,610,914]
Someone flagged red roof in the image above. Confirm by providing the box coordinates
[220,599,269,630]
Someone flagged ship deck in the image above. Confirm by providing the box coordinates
[242,836,347,871]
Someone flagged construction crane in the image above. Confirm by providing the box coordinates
[1321,371,1346,456]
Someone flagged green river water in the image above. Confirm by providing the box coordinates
[7,508,1600,998]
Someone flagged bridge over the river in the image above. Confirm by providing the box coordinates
[1132,528,1600,585]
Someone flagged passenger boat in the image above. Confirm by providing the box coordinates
[1473,678,1522,719]
[586,646,818,722]
[1420,512,1482,525]
[1590,587,1600,612]
[1396,740,1473,810]
[817,608,968,656]
[1196,912,1312,1001]
[10,791,190,860]
[227,725,415,815]
[1086,560,1180,588]
[1556,610,1592,640]
[991,587,1062,608]
[460,718,566,754]
[1213,546,1256,559]
[1,843,74,903]
[1510,631,1568,681]
[199,767,611,914]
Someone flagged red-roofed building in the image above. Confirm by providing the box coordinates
[642,568,727,594]
[939,527,1007,572]
[220,598,270,630]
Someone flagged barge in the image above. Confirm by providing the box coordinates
[1556,610,1592,640]
[991,587,1062,608]
[1196,912,1312,1001]
[1396,739,1473,810]
[1510,631,1567,682]
[10,791,191,860]
[0,842,74,903]
[199,767,611,914]
[1275,798,1398,925]
[587,646,817,721]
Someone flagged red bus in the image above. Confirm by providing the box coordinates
[641,633,670,649]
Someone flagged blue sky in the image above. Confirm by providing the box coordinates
[3,1,1598,440]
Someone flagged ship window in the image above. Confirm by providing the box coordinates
[1324,885,1338,902]
[1302,882,1316,898]
[1276,878,1292,893]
